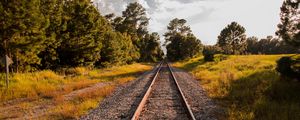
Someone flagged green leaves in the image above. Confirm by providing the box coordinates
[165,18,203,61]
[0,0,163,71]
[276,0,300,47]
[140,32,164,62]
[0,0,47,71]
[217,22,247,55]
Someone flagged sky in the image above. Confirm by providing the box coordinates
[93,0,283,45]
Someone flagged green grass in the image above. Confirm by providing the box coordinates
[174,55,300,120]
[0,63,153,119]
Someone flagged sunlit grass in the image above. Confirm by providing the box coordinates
[174,54,300,120]
[0,63,153,119]
[52,85,115,119]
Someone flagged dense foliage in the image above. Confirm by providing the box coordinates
[276,0,300,47]
[217,22,247,55]
[0,0,163,72]
[202,46,222,61]
[276,56,300,80]
[164,18,203,61]
[0,0,48,71]
[104,2,163,63]
[276,0,300,80]
[246,36,300,54]
[140,32,164,62]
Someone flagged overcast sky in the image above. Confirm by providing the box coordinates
[93,0,283,45]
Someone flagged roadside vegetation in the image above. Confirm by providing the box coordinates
[174,55,300,120]
[171,1,300,119]
[0,63,152,119]
[0,1,163,72]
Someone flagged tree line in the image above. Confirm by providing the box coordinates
[163,0,299,79]
[0,0,164,72]
[165,19,299,62]
[164,1,299,62]
[202,21,299,61]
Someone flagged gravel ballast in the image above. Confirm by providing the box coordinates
[81,63,222,120]
[80,64,160,120]
[171,67,223,120]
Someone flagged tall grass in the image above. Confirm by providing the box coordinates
[174,55,300,120]
[0,63,152,119]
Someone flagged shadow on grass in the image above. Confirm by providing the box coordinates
[223,70,300,120]
[179,59,206,72]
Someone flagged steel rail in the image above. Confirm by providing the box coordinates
[131,61,195,120]
[167,62,196,120]
[131,61,163,120]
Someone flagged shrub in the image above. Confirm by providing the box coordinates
[276,55,300,80]
[203,46,222,62]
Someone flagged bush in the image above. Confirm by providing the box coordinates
[203,46,222,62]
[204,54,214,61]
[276,55,300,80]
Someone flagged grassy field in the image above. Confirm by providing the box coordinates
[0,63,153,119]
[173,55,300,120]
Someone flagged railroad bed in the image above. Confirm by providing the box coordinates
[81,61,220,120]
[132,62,195,120]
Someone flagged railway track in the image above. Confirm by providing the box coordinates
[131,61,196,120]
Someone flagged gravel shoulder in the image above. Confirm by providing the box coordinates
[171,66,224,120]
[80,64,160,120]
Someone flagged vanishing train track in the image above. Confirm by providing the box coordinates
[131,61,196,120]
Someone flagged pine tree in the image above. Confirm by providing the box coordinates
[217,22,247,55]
[140,32,164,62]
[38,0,65,69]
[99,31,137,67]
[120,2,149,39]
[164,18,192,43]
[165,18,202,61]
[0,0,47,72]
[245,36,259,54]
[57,0,103,67]
[276,0,300,47]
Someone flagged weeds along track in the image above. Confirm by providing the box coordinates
[132,62,195,120]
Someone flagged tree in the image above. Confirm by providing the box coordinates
[276,41,300,54]
[0,0,47,72]
[38,0,65,69]
[120,2,149,39]
[140,32,164,62]
[276,0,300,47]
[165,18,202,61]
[164,18,192,43]
[276,0,300,80]
[245,36,259,54]
[217,22,247,55]
[245,36,299,55]
[57,0,103,67]
[182,33,203,58]
[203,45,222,61]
[109,2,150,61]
[98,31,137,67]
[256,36,277,54]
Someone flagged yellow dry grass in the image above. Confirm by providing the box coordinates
[174,55,300,120]
[0,63,153,119]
